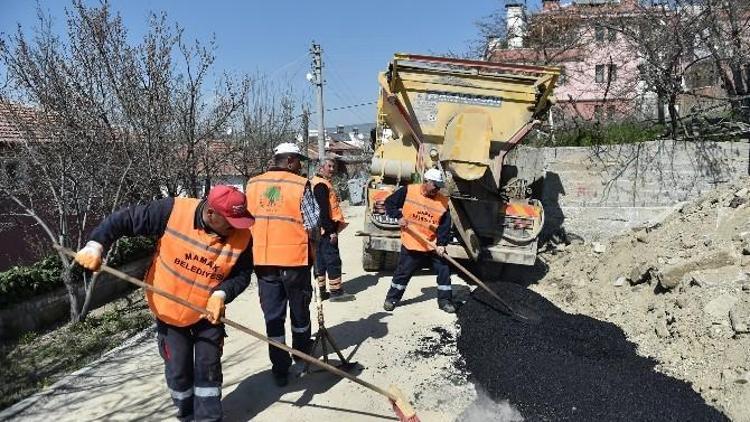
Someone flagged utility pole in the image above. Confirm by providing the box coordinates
[310,42,325,163]
[302,106,311,176]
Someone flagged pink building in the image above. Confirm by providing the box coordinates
[488,0,661,124]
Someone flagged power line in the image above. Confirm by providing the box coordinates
[306,101,376,114]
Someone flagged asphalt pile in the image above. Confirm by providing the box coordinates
[456,283,729,421]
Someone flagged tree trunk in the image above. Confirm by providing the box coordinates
[59,257,81,322]
[657,94,666,124]
[667,95,679,137]
[77,272,101,322]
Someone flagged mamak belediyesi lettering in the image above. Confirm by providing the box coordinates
[172,252,224,280]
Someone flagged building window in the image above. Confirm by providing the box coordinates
[608,64,618,82]
[595,65,605,83]
[595,25,605,42]
[596,64,617,83]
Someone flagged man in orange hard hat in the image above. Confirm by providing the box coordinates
[383,168,456,313]
[74,185,254,421]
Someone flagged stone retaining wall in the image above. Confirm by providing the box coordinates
[0,258,151,340]
[508,139,750,242]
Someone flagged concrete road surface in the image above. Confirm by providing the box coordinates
[2,205,479,422]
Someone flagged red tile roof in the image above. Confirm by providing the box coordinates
[0,102,48,143]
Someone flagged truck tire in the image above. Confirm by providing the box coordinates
[362,247,384,272]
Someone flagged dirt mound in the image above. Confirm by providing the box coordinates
[458,177,750,420]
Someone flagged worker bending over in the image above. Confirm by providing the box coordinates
[74,185,254,422]
[246,142,320,387]
[312,158,351,301]
[383,168,456,313]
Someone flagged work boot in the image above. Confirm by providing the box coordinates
[383,299,397,311]
[273,372,289,387]
[438,299,457,314]
[316,277,329,300]
[329,288,354,302]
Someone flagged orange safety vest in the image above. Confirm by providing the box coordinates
[400,184,449,252]
[246,170,309,266]
[144,198,252,327]
[311,175,346,224]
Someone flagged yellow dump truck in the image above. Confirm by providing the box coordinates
[360,54,560,271]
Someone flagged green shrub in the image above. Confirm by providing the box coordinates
[0,255,63,308]
[545,121,667,147]
[0,236,155,309]
[107,236,155,268]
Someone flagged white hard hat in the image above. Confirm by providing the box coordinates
[273,142,308,160]
[424,168,444,187]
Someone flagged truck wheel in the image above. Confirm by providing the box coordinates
[383,251,399,271]
[362,247,384,272]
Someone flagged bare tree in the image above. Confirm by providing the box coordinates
[0,1,247,321]
[697,0,750,122]
[231,75,299,182]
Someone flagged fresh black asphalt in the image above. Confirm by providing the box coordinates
[456,282,729,421]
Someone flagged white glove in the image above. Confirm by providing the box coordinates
[75,241,104,271]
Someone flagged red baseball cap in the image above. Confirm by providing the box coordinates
[206,185,255,229]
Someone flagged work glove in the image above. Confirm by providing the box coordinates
[435,246,447,256]
[330,232,338,245]
[75,241,103,271]
[205,292,226,325]
[398,217,408,228]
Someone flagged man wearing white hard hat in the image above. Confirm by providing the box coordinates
[245,142,320,387]
[382,167,456,313]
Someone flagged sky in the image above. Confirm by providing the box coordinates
[0,0,510,128]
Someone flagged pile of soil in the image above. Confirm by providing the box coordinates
[457,177,750,420]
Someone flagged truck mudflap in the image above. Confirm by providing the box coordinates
[357,230,538,266]
[500,199,544,245]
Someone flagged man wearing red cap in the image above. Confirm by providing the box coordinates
[74,185,254,422]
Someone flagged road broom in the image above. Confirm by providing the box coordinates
[55,245,420,422]
[404,225,529,321]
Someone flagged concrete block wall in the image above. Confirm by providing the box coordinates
[509,140,750,242]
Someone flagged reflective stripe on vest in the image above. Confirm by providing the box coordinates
[401,184,449,252]
[145,198,251,327]
[312,175,346,224]
[246,170,308,266]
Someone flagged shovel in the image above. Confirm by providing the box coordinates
[403,225,531,321]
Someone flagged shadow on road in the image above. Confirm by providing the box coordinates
[325,311,390,362]
[222,366,358,421]
[345,273,387,295]
[457,282,729,421]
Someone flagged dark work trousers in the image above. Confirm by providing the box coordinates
[256,265,313,375]
[156,318,225,422]
[386,246,452,303]
[314,234,343,281]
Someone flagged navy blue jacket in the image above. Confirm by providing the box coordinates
[90,197,253,303]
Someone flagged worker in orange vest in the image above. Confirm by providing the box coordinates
[383,168,457,313]
[74,185,254,422]
[312,158,352,301]
[246,142,320,387]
